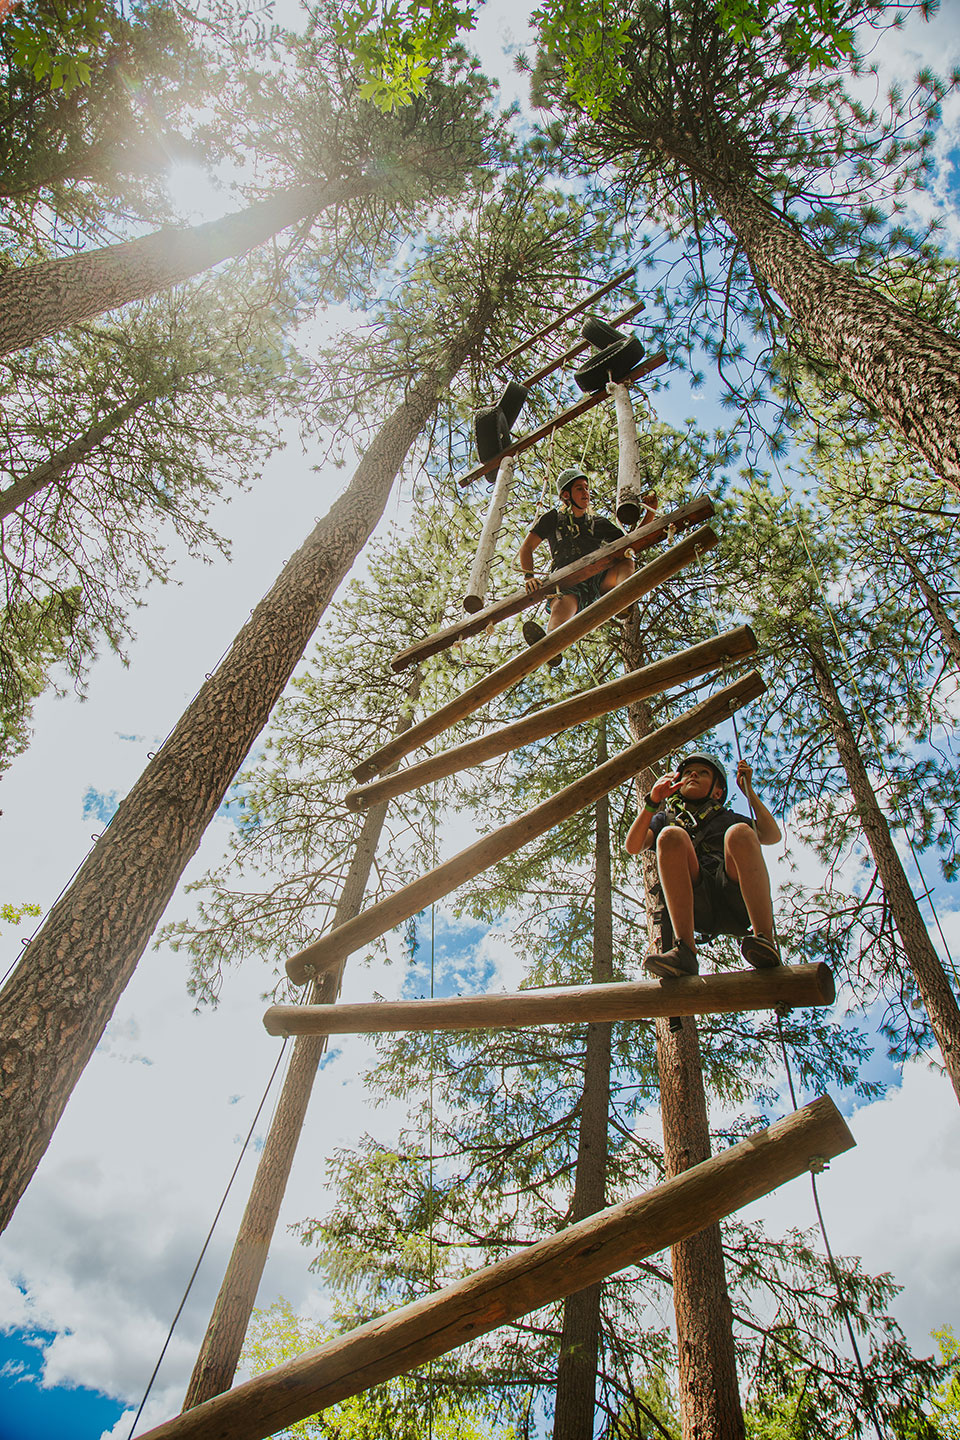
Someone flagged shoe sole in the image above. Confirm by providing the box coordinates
[643,959,697,979]
[741,942,781,970]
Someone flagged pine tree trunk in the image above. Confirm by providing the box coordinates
[810,644,960,1101]
[182,666,418,1410]
[0,343,468,1237]
[655,1014,745,1440]
[0,388,156,519]
[621,636,744,1440]
[552,729,613,1440]
[701,177,960,490]
[0,178,366,357]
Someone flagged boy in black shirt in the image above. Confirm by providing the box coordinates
[516,471,642,658]
[625,753,782,977]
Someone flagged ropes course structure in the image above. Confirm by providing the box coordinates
[77,272,942,1440]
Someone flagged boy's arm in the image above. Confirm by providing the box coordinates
[736,760,782,845]
[517,531,545,593]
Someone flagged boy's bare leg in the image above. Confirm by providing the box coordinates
[655,828,700,950]
[546,593,578,631]
[723,824,775,939]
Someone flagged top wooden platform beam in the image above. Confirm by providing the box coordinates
[493,265,636,369]
[520,299,647,388]
[457,351,668,487]
[390,494,713,673]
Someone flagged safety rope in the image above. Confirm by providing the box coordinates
[125,1038,290,1439]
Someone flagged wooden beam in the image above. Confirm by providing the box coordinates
[457,351,668,487]
[358,523,719,784]
[289,670,765,985]
[264,963,835,1037]
[138,1096,855,1440]
[347,626,757,811]
[493,266,637,369]
[520,299,647,388]
[390,495,714,675]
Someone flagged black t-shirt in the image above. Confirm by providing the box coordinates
[649,803,753,871]
[531,509,624,571]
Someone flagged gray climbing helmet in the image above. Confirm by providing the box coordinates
[557,467,589,500]
[677,752,728,800]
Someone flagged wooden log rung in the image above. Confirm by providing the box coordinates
[288,670,766,986]
[359,523,719,784]
[264,964,835,1037]
[390,495,714,675]
[140,1096,855,1440]
[346,626,758,812]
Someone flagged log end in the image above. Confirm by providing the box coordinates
[285,945,339,986]
[462,595,484,614]
[263,1007,291,1037]
[813,962,836,1005]
[343,787,366,812]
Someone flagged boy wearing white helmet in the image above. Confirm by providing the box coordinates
[516,470,645,664]
[625,752,782,977]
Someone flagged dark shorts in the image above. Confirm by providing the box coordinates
[550,572,604,612]
[692,859,750,938]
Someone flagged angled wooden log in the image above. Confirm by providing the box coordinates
[391,495,713,674]
[360,523,719,784]
[347,626,757,811]
[291,670,764,985]
[137,1095,854,1440]
[521,299,647,388]
[494,266,636,369]
[457,351,668,487]
[463,455,515,613]
[264,963,835,1037]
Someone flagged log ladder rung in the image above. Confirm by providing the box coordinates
[390,495,714,675]
[139,1096,855,1440]
[264,964,835,1037]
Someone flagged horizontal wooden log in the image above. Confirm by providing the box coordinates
[289,669,765,985]
[264,963,835,1037]
[348,626,756,812]
[359,523,719,784]
[141,1096,854,1440]
[520,299,647,388]
[457,351,668,487]
[390,495,713,674]
[494,265,636,369]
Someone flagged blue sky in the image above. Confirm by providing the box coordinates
[0,1328,123,1440]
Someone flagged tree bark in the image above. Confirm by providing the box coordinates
[0,388,156,519]
[0,342,468,1237]
[553,729,613,1440]
[655,1014,745,1440]
[183,678,420,1408]
[0,178,367,358]
[810,642,960,1102]
[701,177,960,490]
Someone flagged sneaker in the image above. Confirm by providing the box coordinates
[740,933,781,970]
[522,619,546,647]
[643,939,698,979]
